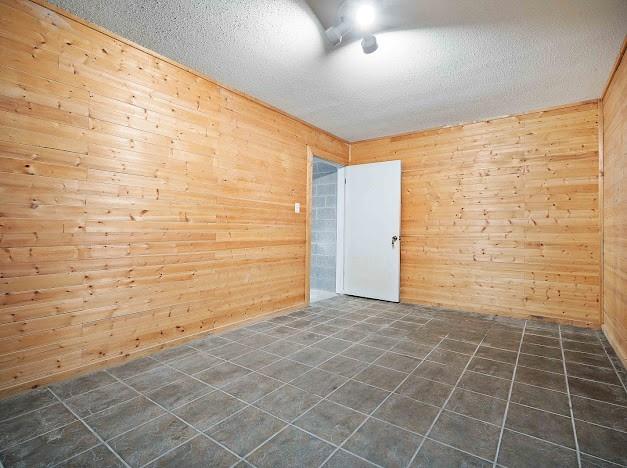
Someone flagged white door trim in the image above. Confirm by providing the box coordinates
[336,167,345,294]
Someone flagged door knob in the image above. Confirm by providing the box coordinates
[392,235,399,246]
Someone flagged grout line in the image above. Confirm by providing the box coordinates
[47,388,132,468]
[405,334,489,468]
[317,334,448,468]
[558,325,582,468]
[492,321,527,467]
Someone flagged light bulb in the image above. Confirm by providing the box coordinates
[354,3,376,30]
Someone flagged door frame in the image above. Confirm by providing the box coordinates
[305,146,346,306]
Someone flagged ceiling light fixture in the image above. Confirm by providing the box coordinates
[324,0,380,54]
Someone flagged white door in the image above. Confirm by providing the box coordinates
[343,160,401,302]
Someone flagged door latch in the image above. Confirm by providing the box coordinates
[392,235,399,247]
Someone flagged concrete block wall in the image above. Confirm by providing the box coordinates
[311,158,338,291]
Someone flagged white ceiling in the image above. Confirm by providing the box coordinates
[50,0,626,141]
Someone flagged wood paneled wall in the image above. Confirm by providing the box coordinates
[601,44,627,364]
[351,102,601,327]
[0,0,348,396]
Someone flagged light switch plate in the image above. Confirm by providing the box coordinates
[294,202,301,213]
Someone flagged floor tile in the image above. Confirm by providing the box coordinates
[109,414,196,467]
[341,344,385,363]
[563,350,612,368]
[509,382,570,416]
[410,439,491,467]
[323,449,376,467]
[257,358,312,382]
[566,361,622,386]
[221,372,283,403]
[374,394,439,434]
[65,381,138,418]
[242,333,276,348]
[174,390,246,431]
[56,445,125,468]
[0,421,99,468]
[429,411,500,461]
[467,357,515,380]
[562,341,605,355]
[208,406,286,456]
[571,395,627,432]
[291,368,348,397]
[145,376,212,410]
[396,375,454,407]
[318,355,368,378]
[168,352,223,374]
[231,350,280,371]
[295,400,366,444]
[391,341,432,359]
[261,339,305,356]
[286,331,326,346]
[50,371,116,400]
[414,361,465,385]
[289,348,336,367]
[518,353,564,374]
[505,402,575,448]
[567,377,627,405]
[374,351,421,373]
[333,328,369,342]
[0,388,56,422]
[247,426,334,468]
[124,365,185,392]
[445,388,507,425]
[145,435,238,467]
[497,428,578,467]
[353,365,406,391]
[328,380,389,413]
[575,419,627,465]
[520,343,563,359]
[255,385,320,421]
[360,334,400,350]
[109,357,162,380]
[524,334,560,348]
[344,417,422,468]
[84,396,165,440]
[0,402,75,448]
[437,339,477,355]
[515,366,566,392]
[312,337,354,353]
[209,342,255,360]
[195,362,252,388]
[475,346,517,365]
[427,349,472,367]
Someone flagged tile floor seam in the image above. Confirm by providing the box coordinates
[558,324,583,468]
[492,321,527,467]
[405,334,489,467]
[317,334,449,468]
[47,387,132,468]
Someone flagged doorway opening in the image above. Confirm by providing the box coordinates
[309,156,344,303]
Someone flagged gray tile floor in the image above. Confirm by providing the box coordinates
[1,295,626,468]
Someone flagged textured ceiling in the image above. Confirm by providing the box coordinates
[50,0,627,141]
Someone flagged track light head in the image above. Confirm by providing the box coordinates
[361,34,378,54]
